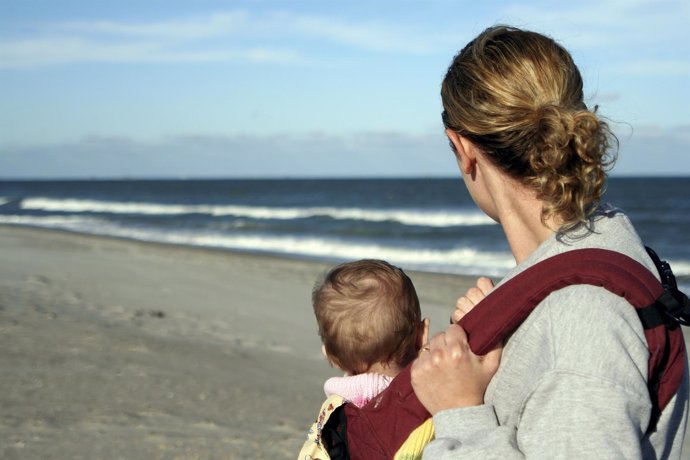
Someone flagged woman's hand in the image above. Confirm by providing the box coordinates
[452,277,494,323]
[411,323,502,415]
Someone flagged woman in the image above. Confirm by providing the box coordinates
[411,26,689,458]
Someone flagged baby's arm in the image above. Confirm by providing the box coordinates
[451,277,494,323]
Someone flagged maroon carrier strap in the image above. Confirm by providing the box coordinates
[460,248,687,414]
[342,248,688,459]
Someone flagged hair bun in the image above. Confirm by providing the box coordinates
[527,105,616,229]
[529,105,610,172]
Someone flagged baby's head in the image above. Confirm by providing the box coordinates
[312,259,425,376]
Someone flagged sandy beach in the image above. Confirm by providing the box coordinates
[0,225,474,459]
[1,225,688,459]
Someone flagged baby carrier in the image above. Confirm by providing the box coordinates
[299,248,690,460]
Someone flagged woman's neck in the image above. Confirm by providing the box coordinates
[486,174,557,265]
[500,210,555,264]
[464,148,558,266]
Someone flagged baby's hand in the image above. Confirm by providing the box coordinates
[451,277,494,323]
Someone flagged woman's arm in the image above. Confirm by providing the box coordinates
[414,287,653,459]
[424,370,650,459]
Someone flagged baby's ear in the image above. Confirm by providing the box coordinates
[417,318,430,349]
[321,344,328,359]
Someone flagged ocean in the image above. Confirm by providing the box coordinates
[1,177,689,289]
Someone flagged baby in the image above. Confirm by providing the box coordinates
[300,259,487,459]
[312,259,429,407]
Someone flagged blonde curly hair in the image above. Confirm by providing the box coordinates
[442,25,617,231]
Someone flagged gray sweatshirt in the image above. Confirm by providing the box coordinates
[425,206,689,459]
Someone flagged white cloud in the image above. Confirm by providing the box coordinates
[612,125,690,176]
[0,131,454,179]
[57,11,251,40]
[0,36,297,67]
[286,14,435,53]
[2,126,688,179]
[4,3,686,70]
[0,9,449,68]
[503,0,688,42]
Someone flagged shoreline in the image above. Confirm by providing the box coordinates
[0,222,502,279]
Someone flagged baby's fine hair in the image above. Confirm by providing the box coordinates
[312,259,421,375]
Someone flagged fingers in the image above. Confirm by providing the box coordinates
[424,324,483,360]
[476,276,494,295]
[453,296,474,321]
[452,277,495,323]
[428,328,448,351]
[434,324,501,371]
[422,324,470,363]
[464,277,494,304]
[441,324,502,387]
[443,322,469,345]
[412,323,500,412]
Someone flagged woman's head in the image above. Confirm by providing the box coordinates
[442,25,616,231]
[312,259,421,375]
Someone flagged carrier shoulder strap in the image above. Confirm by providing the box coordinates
[458,247,688,428]
[343,248,689,458]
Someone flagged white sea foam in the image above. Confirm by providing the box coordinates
[20,197,495,227]
[155,233,516,276]
[22,198,200,215]
[0,214,113,232]
[5,213,688,280]
[668,260,690,277]
[0,214,512,276]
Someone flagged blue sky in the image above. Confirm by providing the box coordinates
[1,0,688,178]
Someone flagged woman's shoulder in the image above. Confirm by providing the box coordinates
[542,283,647,339]
[532,285,649,378]
[492,283,652,409]
[498,205,657,378]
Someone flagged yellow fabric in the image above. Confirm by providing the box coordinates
[393,418,435,460]
[297,394,346,460]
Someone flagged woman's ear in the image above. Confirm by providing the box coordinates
[446,129,477,176]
